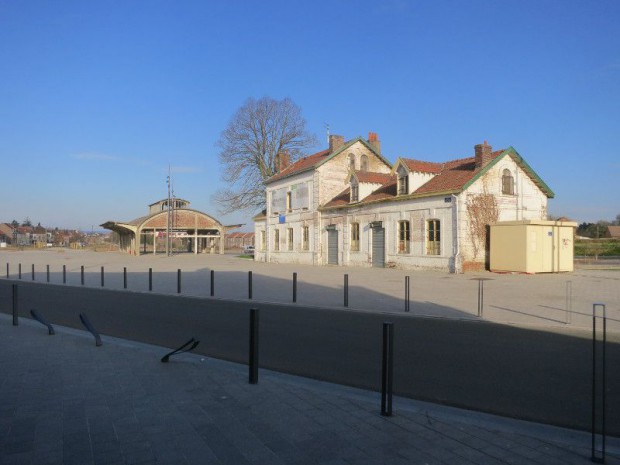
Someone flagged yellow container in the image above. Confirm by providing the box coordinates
[490,220,577,273]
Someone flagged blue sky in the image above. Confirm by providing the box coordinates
[1,0,618,230]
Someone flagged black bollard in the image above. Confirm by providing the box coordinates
[249,308,259,384]
[344,274,349,307]
[46,265,50,283]
[149,268,153,291]
[591,303,607,464]
[177,269,181,294]
[210,270,214,297]
[81,266,84,285]
[123,267,127,289]
[31,264,35,281]
[405,276,410,312]
[248,271,253,300]
[6,262,8,279]
[293,272,297,303]
[63,265,66,284]
[12,284,18,326]
[18,263,22,280]
[101,266,104,287]
[477,279,484,317]
[381,322,394,416]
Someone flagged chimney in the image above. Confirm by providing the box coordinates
[329,134,345,152]
[368,132,381,153]
[276,150,290,172]
[474,141,493,169]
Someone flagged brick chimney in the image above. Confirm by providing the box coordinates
[474,141,493,169]
[329,134,345,152]
[368,132,381,153]
[275,150,290,172]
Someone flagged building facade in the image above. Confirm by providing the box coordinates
[254,134,554,273]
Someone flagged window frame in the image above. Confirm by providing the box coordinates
[260,231,266,251]
[398,220,410,254]
[427,219,441,255]
[502,169,515,195]
[350,222,360,251]
[302,225,309,251]
[287,228,294,251]
[397,166,408,195]
[360,155,369,172]
[274,229,280,251]
[351,181,359,203]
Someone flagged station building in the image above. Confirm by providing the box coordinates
[102,199,235,255]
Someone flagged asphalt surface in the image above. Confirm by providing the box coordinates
[1,278,618,436]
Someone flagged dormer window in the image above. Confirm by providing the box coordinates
[502,169,514,195]
[351,180,359,202]
[397,166,409,195]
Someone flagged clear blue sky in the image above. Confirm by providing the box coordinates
[1,0,618,230]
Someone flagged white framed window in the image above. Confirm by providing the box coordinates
[260,231,266,251]
[274,229,280,251]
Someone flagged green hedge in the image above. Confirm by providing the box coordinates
[574,239,620,256]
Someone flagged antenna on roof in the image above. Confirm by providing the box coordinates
[324,122,330,145]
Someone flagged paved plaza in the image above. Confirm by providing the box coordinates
[1,315,619,465]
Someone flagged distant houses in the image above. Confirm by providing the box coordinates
[0,222,102,247]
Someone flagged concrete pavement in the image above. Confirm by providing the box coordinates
[2,315,619,465]
[1,249,619,333]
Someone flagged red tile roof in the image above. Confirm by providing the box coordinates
[266,149,331,183]
[402,159,443,174]
[321,150,507,210]
[354,171,394,184]
[323,187,352,208]
[413,151,503,195]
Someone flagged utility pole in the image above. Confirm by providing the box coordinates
[166,168,171,256]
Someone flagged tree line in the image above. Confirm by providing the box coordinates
[576,214,620,238]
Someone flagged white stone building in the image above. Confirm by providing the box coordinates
[253,134,554,273]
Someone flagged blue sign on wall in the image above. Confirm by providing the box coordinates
[279,215,286,224]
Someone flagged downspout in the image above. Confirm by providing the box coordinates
[452,194,462,273]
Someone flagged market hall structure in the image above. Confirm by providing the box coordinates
[101,199,234,255]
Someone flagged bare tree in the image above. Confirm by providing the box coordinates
[214,97,317,213]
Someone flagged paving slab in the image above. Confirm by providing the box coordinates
[1,314,619,465]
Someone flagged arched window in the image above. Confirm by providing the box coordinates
[502,169,514,195]
[360,155,369,171]
[348,153,356,170]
